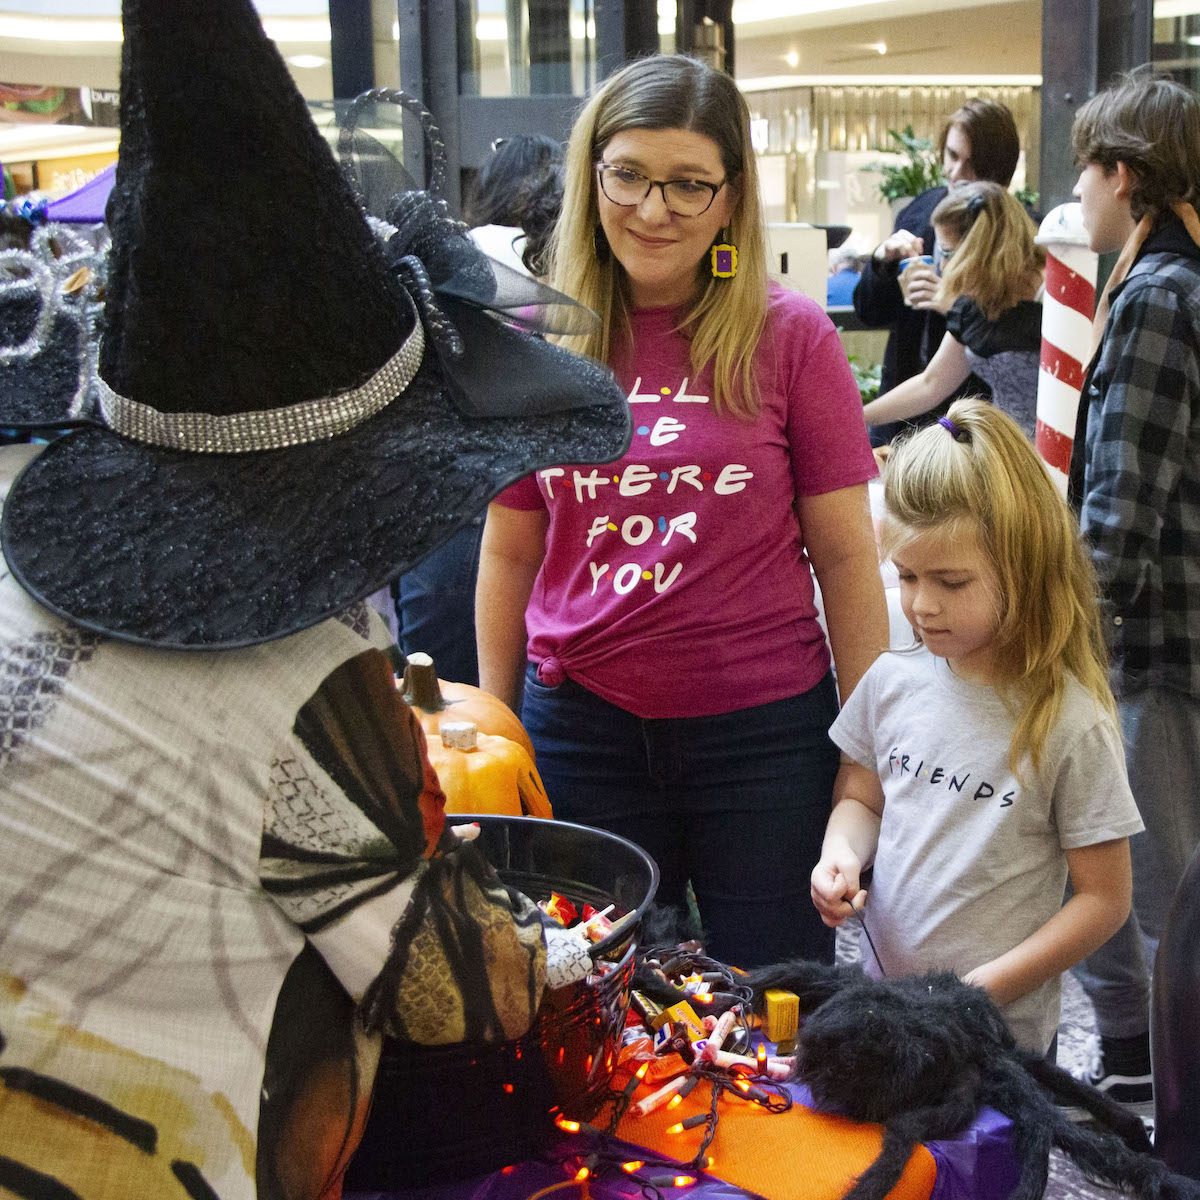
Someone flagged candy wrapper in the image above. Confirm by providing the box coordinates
[539,891,579,927]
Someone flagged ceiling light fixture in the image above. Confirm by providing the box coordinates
[739,72,1043,91]
[1156,0,1200,16]
[475,16,507,40]
[784,50,799,67]
[732,0,887,24]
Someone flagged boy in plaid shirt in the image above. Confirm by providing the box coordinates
[1067,71,1200,1110]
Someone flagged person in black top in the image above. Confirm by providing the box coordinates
[861,183,1044,440]
[853,99,1022,445]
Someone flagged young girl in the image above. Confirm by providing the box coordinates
[811,399,1143,1053]
[862,182,1044,441]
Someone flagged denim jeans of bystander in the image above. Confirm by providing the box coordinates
[520,664,840,969]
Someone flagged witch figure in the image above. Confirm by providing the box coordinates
[0,0,630,1196]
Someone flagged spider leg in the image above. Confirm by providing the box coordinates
[983,1058,1053,1200]
[989,1056,1200,1200]
[841,1123,919,1200]
[741,959,862,1015]
[1019,1049,1151,1151]
[841,1082,981,1200]
[1047,1108,1200,1200]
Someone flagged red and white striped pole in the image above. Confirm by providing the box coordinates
[1036,203,1098,496]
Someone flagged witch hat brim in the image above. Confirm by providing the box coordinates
[2,359,624,648]
[0,0,631,648]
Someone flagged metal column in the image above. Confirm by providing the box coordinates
[1039,0,1153,212]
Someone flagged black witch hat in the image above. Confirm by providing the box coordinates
[0,0,629,649]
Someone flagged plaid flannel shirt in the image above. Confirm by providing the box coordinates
[1078,240,1200,698]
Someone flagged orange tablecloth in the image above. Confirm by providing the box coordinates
[617,1079,936,1200]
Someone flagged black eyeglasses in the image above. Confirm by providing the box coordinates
[596,163,726,217]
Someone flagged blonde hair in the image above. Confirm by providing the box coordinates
[932,181,1044,321]
[880,398,1115,776]
[548,55,769,418]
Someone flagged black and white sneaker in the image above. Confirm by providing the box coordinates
[1063,1033,1155,1123]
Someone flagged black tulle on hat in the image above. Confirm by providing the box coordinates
[0,0,630,649]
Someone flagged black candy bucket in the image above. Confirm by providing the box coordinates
[344,815,659,1191]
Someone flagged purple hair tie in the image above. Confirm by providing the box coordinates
[938,415,965,441]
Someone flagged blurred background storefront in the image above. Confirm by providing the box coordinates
[2,1,1199,287]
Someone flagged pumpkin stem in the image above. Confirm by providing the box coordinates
[402,652,448,712]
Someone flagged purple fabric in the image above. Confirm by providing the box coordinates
[780,1082,1019,1200]
[348,1080,1018,1200]
[44,164,115,223]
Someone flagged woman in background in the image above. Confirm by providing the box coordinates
[862,182,1044,441]
[476,54,887,969]
[853,99,1024,446]
[465,133,564,278]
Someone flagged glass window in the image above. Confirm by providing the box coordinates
[1154,1,1200,90]
[462,0,596,96]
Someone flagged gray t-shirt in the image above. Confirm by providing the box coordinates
[831,647,1144,1052]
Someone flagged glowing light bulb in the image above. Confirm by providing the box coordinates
[556,1117,582,1133]
[622,1161,645,1174]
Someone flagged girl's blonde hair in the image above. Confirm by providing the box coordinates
[548,54,769,418]
[932,181,1044,321]
[880,398,1115,776]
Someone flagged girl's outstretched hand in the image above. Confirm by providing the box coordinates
[811,853,868,928]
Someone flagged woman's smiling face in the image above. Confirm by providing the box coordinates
[595,126,738,310]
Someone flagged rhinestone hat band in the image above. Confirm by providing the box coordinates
[97,309,426,454]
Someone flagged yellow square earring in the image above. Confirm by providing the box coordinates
[711,229,737,278]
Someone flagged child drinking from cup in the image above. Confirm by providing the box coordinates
[862,183,1044,441]
[811,399,1142,1053]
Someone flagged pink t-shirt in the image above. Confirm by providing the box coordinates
[495,285,876,718]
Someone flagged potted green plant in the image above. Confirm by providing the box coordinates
[865,126,945,213]
[847,353,882,405]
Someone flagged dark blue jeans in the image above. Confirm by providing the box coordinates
[395,516,484,686]
[520,665,839,969]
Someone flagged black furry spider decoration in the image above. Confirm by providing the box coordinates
[743,960,1200,1200]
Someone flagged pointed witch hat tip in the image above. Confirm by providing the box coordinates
[101,0,410,416]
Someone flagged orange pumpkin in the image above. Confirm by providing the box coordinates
[401,653,534,757]
[424,721,553,819]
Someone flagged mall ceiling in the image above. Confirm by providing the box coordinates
[0,0,1041,102]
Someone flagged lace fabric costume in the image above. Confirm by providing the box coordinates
[0,445,546,1200]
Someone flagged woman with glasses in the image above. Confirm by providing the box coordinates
[476,54,887,968]
[862,182,1044,442]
